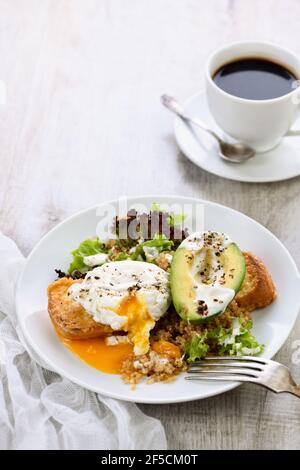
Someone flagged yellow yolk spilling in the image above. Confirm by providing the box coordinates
[58,294,156,374]
[117,294,155,356]
[65,261,172,372]
[60,336,133,374]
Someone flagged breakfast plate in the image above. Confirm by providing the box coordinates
[174,92,300,183]
[16,196,300,404]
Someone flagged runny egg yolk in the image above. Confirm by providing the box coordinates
[58,294,155,374]
[117,294,155,356]
[60,336,133,374]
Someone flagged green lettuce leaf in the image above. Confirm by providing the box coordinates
[150,202,162,212]
[184,318,264,363]
[167,213,187,227]
[150,202,186,228]
[68,238,107,274]
[208,318,264,356]
[115,252,130,261]
[185,332,210,363]
[130,234,173,261]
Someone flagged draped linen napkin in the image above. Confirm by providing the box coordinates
[0,233,167,450]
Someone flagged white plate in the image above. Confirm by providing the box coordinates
[174,92,300,183]
[16,196,300,404]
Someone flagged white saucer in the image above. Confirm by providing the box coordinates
[174,91,300,183]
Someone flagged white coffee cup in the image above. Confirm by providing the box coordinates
[205,41,300,153]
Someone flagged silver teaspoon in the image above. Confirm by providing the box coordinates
[161,94,255,163]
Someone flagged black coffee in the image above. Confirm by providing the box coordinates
[213,57,297,100]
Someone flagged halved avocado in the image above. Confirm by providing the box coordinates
[170,242,246,324]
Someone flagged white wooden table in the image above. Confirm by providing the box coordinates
[0,0,299,450]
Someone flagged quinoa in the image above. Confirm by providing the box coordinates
[121,350,186,387]
[155,251,174,271]
[120,301,251,386]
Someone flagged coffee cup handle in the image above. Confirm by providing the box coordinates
[286,104,300,136]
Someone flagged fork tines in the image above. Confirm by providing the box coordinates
[186,356,266,382]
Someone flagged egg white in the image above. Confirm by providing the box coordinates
[68,260,171,355]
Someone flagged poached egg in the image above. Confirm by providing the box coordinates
[68,260,171,355]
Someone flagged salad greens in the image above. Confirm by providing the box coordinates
[130,234,173,261]
[209,318,264,356]
[150,202,162,212]
[115,252,130,261]
[68,238,107,274]
[167,212,187,227]
[67,204,185,274]
[150,202,186,228]
[185,332,210,363]
[68,233,174,273]
[184,318,264,363]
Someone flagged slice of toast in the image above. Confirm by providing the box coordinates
[47,277,113,340]
[235,252,276,311]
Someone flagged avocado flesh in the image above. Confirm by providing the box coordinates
[170,243,246,324]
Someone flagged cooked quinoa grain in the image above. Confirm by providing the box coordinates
[120,301,250,385]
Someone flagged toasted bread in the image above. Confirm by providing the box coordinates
[47,277,113,339]
[235,252,276,311]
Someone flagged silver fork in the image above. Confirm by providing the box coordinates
[186,356,300,398]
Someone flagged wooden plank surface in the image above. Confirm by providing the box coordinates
[0,0,299,449]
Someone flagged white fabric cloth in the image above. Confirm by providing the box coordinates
[0,234,167,450]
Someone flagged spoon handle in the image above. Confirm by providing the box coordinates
[183,115,222,144]
[161,94,222,145]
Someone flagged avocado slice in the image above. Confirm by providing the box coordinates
[170,235,246,324]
